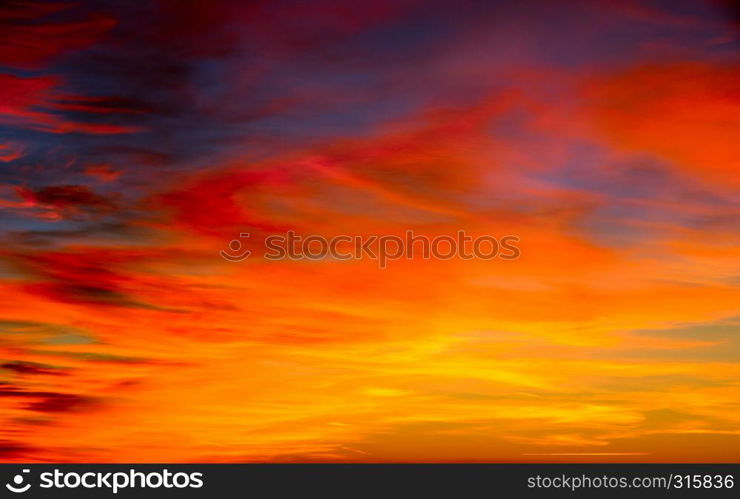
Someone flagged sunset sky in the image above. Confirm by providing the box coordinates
[1,0,739,462]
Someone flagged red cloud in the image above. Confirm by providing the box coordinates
[0,2,143,135]
[84,164,123,183]
[156,169,291,237]
[0,141,24,162]
[15,185,118,220]
[0,1,115,69]
[584,62,740,188]
[0,73,143,134]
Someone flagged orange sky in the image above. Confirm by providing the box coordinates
[0,0,739,462]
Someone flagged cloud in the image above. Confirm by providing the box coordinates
[1,361,68,376]
[0,1,114,69]
[0,386,97,414]
[3,247,190,311]
[84,164,123,183]
[0,0,738,463]
[584,62,740,188]
[0,3,146,136]
[0,74,143,135]
[1,183,125,223]
[16,185,118,218]
[0,439,37,459]
[155,169,292,237]
[0,141,25,162]
[24,393,97,414]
